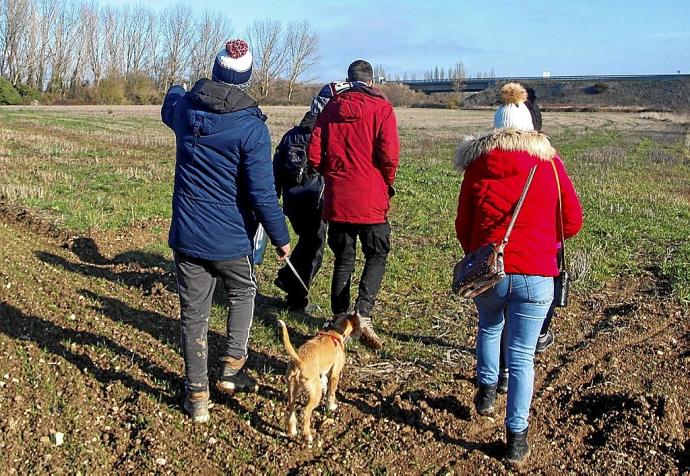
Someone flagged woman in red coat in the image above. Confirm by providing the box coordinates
[455,83,582,465]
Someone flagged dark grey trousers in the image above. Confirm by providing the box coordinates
[174,252,257,392]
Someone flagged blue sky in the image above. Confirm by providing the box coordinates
[104,0,690,82]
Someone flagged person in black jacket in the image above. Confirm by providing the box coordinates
[524,86,542,131]
[273,84,348,310]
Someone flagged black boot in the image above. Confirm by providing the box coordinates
[497,369,509,394]
[505,427,530,466]
[473,383,497,415]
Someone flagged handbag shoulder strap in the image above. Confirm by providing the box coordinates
[550,159,567,268]
[501,165,538,247]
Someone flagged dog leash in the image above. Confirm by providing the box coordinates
[284,256,310,295]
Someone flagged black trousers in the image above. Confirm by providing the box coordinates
[327,221,390,317]
[277,204,327,307]
[174,252,256,392]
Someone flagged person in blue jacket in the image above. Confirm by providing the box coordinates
[161,39,291,423]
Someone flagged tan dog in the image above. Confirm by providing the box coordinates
[278,313,360,443]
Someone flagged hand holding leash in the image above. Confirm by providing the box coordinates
[277,243,291,261]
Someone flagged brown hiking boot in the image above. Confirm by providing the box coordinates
[183,390,210,423]
[357,313,383,350]
[217,356,258,395]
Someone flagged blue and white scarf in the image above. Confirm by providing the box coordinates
[310,81,368,115]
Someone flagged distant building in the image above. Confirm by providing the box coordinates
[542,71,551,79]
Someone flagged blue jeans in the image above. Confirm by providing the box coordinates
[474,275,553,432]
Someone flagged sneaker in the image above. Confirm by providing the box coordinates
[217,371,258,395]
[357,314,383,350]
[474,383,497,415]
[505,427,530,466]
[536,329,555,354]
[183,390,210,423]
[497,369,509,394]
[217,356,258,395]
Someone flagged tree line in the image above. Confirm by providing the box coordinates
[0,0,319,104]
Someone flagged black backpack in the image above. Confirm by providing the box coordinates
[275,125,312,189]
[281,143,309,186]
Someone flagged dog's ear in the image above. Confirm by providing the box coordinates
[348,313,362,339]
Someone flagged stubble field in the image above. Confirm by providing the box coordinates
[0,105,689,474]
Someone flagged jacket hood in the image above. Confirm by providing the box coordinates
[454,129,556,170]
[328,86,389,122]
[299,111,317,130]
[189,79,259,114]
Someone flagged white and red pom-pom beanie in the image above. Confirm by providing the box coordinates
[212,39,253,90]
[493,83,534,131]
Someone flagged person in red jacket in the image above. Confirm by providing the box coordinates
[308,60,400,349]
[455,83,582,465]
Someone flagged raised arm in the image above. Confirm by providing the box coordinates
[161,85,186,130]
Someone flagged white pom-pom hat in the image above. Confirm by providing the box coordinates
[493,83,534,131]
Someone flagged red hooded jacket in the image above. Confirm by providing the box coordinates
[307,87,400,224]
[455,129,583,276]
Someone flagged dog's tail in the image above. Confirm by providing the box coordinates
[277,319,301,365]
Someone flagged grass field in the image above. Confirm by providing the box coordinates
[0,105,689,474]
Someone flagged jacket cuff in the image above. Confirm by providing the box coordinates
[272,234,290,248]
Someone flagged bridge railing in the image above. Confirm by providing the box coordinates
[397,74,690,84]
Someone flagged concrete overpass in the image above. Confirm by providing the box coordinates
[394,74,690,94]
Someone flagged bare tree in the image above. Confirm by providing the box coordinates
[81,1,103,86]
[374,63,386,83]
[68,2,90,93]
[190,9,230,83]
[0,1,326,101]
[21,1,38,86]
[101,6,124,76]
[450,60,466,92]
[159,4,194,89]
[124,5,156,77]
[246,18,286,98]
[284,20,318,101]
[0,0,31,83]
[48,2,80,93]
[30,0,61,90]
[0,0,8,76]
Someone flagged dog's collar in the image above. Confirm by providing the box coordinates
[318,330,344,349]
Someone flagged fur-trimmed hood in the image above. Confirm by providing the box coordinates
[454,129,557,170]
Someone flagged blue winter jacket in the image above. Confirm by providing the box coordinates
[162,79,290,261]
